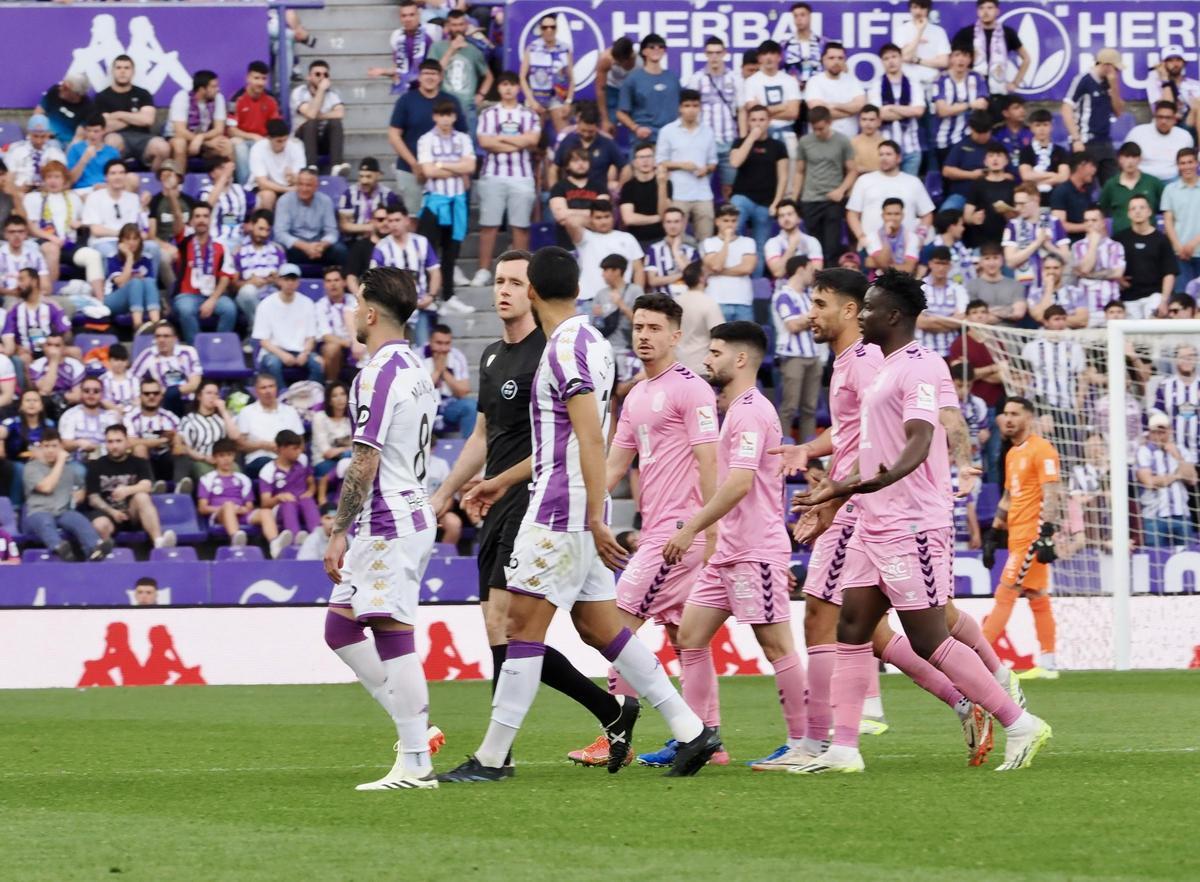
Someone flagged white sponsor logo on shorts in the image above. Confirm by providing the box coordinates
[880,556,911,582]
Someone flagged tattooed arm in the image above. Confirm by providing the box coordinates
[940,405,980,498]
[324,442,381,581]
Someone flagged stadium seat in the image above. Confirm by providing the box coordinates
[215,546,265,562]
[752,277,773,301]
[435,437,465,463]
[149,546,199,562]
[182,173,212,199]
[102,547,136,563]
[22,548,55,564]
[277,545,299,560]
[114,529,149,546]
[298,279,325,302]
[195,333,253,381]
[318,175,348,204]
[130,333,154,364]
[434,542,457,558]
[0,121,22,146]
[152,494,207,545]
[136,172,162,197]
[75,332,119,353]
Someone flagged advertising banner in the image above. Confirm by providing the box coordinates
[505,0,1200,102]
[0,3,269,105]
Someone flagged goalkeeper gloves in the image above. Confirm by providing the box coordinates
[1034,523,1058,564]
[982,527,1007,569]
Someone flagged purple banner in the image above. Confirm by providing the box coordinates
[0,3,269,106]
[2,562,210,607]
[505,0,1200,102]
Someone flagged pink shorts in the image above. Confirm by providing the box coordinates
[616,538,705,627]
[803,514,861,605]
[687,559,792,625]
[842,527,954,611]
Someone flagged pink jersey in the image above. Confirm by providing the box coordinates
[857,343,958,537]
[612,362,719,542]
[828,339,885,483]
[711,387,792,566]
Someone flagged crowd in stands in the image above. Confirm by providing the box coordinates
[0,0,1198,562]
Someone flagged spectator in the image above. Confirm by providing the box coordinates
[368,0,436,96]
[311,382,352,502]
[1062,49,1124,183]
[23,161,83,285]
[232,209,288,328]
[22,428,109,562]
[297,504,336,561]
[259,429,320,544]
[1125,101,1194,184]
[58,376,120,479]
[1099,142,1163,237]
[95,55,169,174]
[1,388,52,500]
[276,167,347,269]
[1163,148,1200,292]
[387,61,468,218]
[795,105,857,263]
[865,197,920,276]
[249,118,306,213]
[0,343,18,413]
[782,3,826,102]
[520,13,573,132]
[416,100,476,313]
[36,74,94,146]
[948,300,1005,475]
[173,202,236,343]
[1117,194,1177,319]
[687,37,740,199]
[1072,205,1126,322]
[252,264,321,388]
[172,379,240,490]
[729,106,787,267]
[992,95,1032,173]
[236,373,304,480]
[919,208,974,284]
[1167,292,1196,318]
[917,245,969,355]
[125,377,180,487]
[941,111,997,210]
[1018,108,1070,194]
[423,324,477,438]
[370,203,441,346]
[963,142,1017,248]
[764,199,823,280]
[102,343,137,418]
[198,436,289,556]
[854,107,885,172]
[656,90,717,242]
[965,242,1025,324]
[474,72,540,282]
[1147,46,1200,127]
[131,321,201,417]
[772,255,820,441]
[618,141,669,249]
[1003,182,1071,286]
[741,40,801,180]
[228,61,282,185]
[595,37,639,136]
[1026,253,1088,329]
[869,43,925,176]
[591,254,643,355]
[133,577,159,606]
[103,223,160,330]
[949,0,1029,115]
[1,215,49,299]
[344,205,389,293]
[562,200,644,306]
[7,114,66,191]
[1154,344,1200,462]
[3,269,70,365]
[316,267,356,382]
[617,34,680,141]
[78,159,161,289]
[643,207,696,294]
[549,103,622,190]
[1050,153,1099,241]
[30,334,85,414]
[804,42,866,140]
[548,147,606,248]
[338,157,396,246]
[429,9,493,137]
[700,204,757,322]
[201,156,250,247]
[846,140,935,246]
[290,60,348,177]
[1023,305,1086,419]
[674,260,725,377]
[1135,413,1196,547]
[167,70,233,172]
[87,423,174,549]
[147,161,195,292]
[932,45,988,165]
[66,115,121,191]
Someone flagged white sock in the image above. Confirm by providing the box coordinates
[801,736,826,755]
[953,696,972,721]
[334,641,395,721]
[1040,651,1057,670]
[863,695,884,719]
[611,637,703,743]
[786,737,806,749]
[476,653,543,767]
[382,653,432,776]
[1004,710,1037,736]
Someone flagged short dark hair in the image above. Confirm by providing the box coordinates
[528,247,579,301]
[103,158,127,176]
[308,59,330,72]
[1070,153,1097,171]
[878,42,902,58]
[359,266,418,325]
[909,0,932,10]
[966,298,989,312]
[275,429,303,447]
[108,343,129,361]
[813,267,869,305]
[758,40,782,56]
[679,88,701,104]
[431,323,452,337]
[1028,108,1053,124]
[927,246,952,263]
[112,54,134,68]
[808,105,832,125]
[1118,141,1142,158]
[192,70,218,92]
[496,249,532,267]
[1083,203,1105,218]
[323,265,346,280]
[249,208,274,226]
[746,104,769,117]
[418,59,442,74]
[631,293,683,327]
[1179,147,1199,163]
[140,376,162,391]
[600,253,629,273]
[870,268,927,318]
[105,423,128,437]
[681,260,704,289]
[497,71,519,87]
[879,139,901,156]
[741,50,759,67]
[576,103,600,125]
[822,41,846,57]
[947,358,975,382]
[1006,396,1036,414]
[967,111,993,133]
[860,104,880,117]
[135,576,158,589]
[432,99,457,117]
[704,37,725,48]
[785,255,810,278]
[632,140,655,156]
[612,37,635,62]
[41,428,61,443]
[4,215,25,229]
[1167,291,1196,311]
[985,143,1009,157]
[882,197,905,211]
[212,437,239,456]
[979,241,1004,257]
[1044,304,1067,320]
[934,209,963,233]
[248,60,270,75]
[590,199,614,215]
[1154,100,1178,116]
[710,321,767,357]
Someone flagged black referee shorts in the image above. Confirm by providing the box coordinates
[476,486,529,601]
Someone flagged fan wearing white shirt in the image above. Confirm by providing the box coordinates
[868,44,926,176]
[248,118,307,212]
[290,60,348,176]
[700,204,757,322]
[804,42,866,140]
[892,0,950,102]
[1124,102,1196,183]
[562,200,644,307]
[6,114,66,191]
[740,40,801,186]
[763,199,823,279]
[252,264,322,389]
[846,140,935,247]
[74,159,162,297]
[167,70,233,172]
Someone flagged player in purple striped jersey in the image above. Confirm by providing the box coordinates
[322,266,443,791]
[440,248,720,783]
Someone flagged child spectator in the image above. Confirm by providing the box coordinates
[197,437,290,557]
[258,429,319,544]
[101,343,137,417]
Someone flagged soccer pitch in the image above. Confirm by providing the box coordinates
[3,672,1196,881]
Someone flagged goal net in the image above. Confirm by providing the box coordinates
[956,319,1200,670]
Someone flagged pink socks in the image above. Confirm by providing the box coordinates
[882,633,965,707]
[679,647,721,728]
[930,637,1021,728]
[771,652,808,740]
[830,642,874,748]
[951,610,1003,673]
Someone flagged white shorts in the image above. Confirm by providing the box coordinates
[476,176,536,228]
[505,523,617,610]
[329,528,435,624]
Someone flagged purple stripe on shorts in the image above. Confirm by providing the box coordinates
[507,639,547,660]
[601,627,633,663]
[506,584,545,599]
[374,629,416,660]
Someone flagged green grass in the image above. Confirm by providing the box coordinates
[2,672,1197,881]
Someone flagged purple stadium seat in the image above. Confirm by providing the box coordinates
[22,548,55,564]
[195,332,253,381]
[752,277,773,301]
[182,173,212,199]
[102,547,136,563]
[149,546,199,562]
[278,545,300,560]
[434,542,457,558]
[76,332,119,353]
[318,175,348,204]
[137,172,162,197]
[0,122,22,146]
[152,494,207,545]
[215,545,265,562]
[434,437,464,463]
[298,279,325,301]
[131,332,154,364]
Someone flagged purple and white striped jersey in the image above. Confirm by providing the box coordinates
[1154,374,1200,459]
[1020,335,1085,410]
[1071,236,1126,314]
[524,37,571,101]
[339,184,397,225]
[771,285,817,358]
[388,26,435,94]
[259,453,312,498]
[233,241,287,281]
[764,230,824,271]
[2,300,70,352]
[370,233,439,298]
[918,279,969,355]
[199,181,249,242]
[644,238,697,293]
[347,340,439,540]
[1002,216,1069,285]
[1025,282,1087,315]
[527,314,616,533]
[124,408,181,446]
[57,404,120,461]
[198,470,253,509]
[477,104,539,179]
[959,392,988,462]
[932,72,988,149]
[102,370,137,415]
[29,356,84,393]
[686,69,739,143]
[0,242,48,289]
[131,343,201,393]
[420,343,472,405]
[416,130,474,197]
[316,294,357,341]
[782,32,825,92]
[1136,442,1194,517]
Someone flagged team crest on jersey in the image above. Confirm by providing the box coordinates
[880,556,911,582]
[538,538,554,551]
[525,576,541,588]
[915,383,936,410]
[487,354,497,367]
[370,595,385,607]
[501,379,518,400]
[357,405,371,427]
[1044,458,1058,476]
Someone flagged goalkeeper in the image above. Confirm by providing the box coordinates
[981,397,1064,680]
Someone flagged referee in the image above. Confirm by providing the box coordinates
[429,250,626,753]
